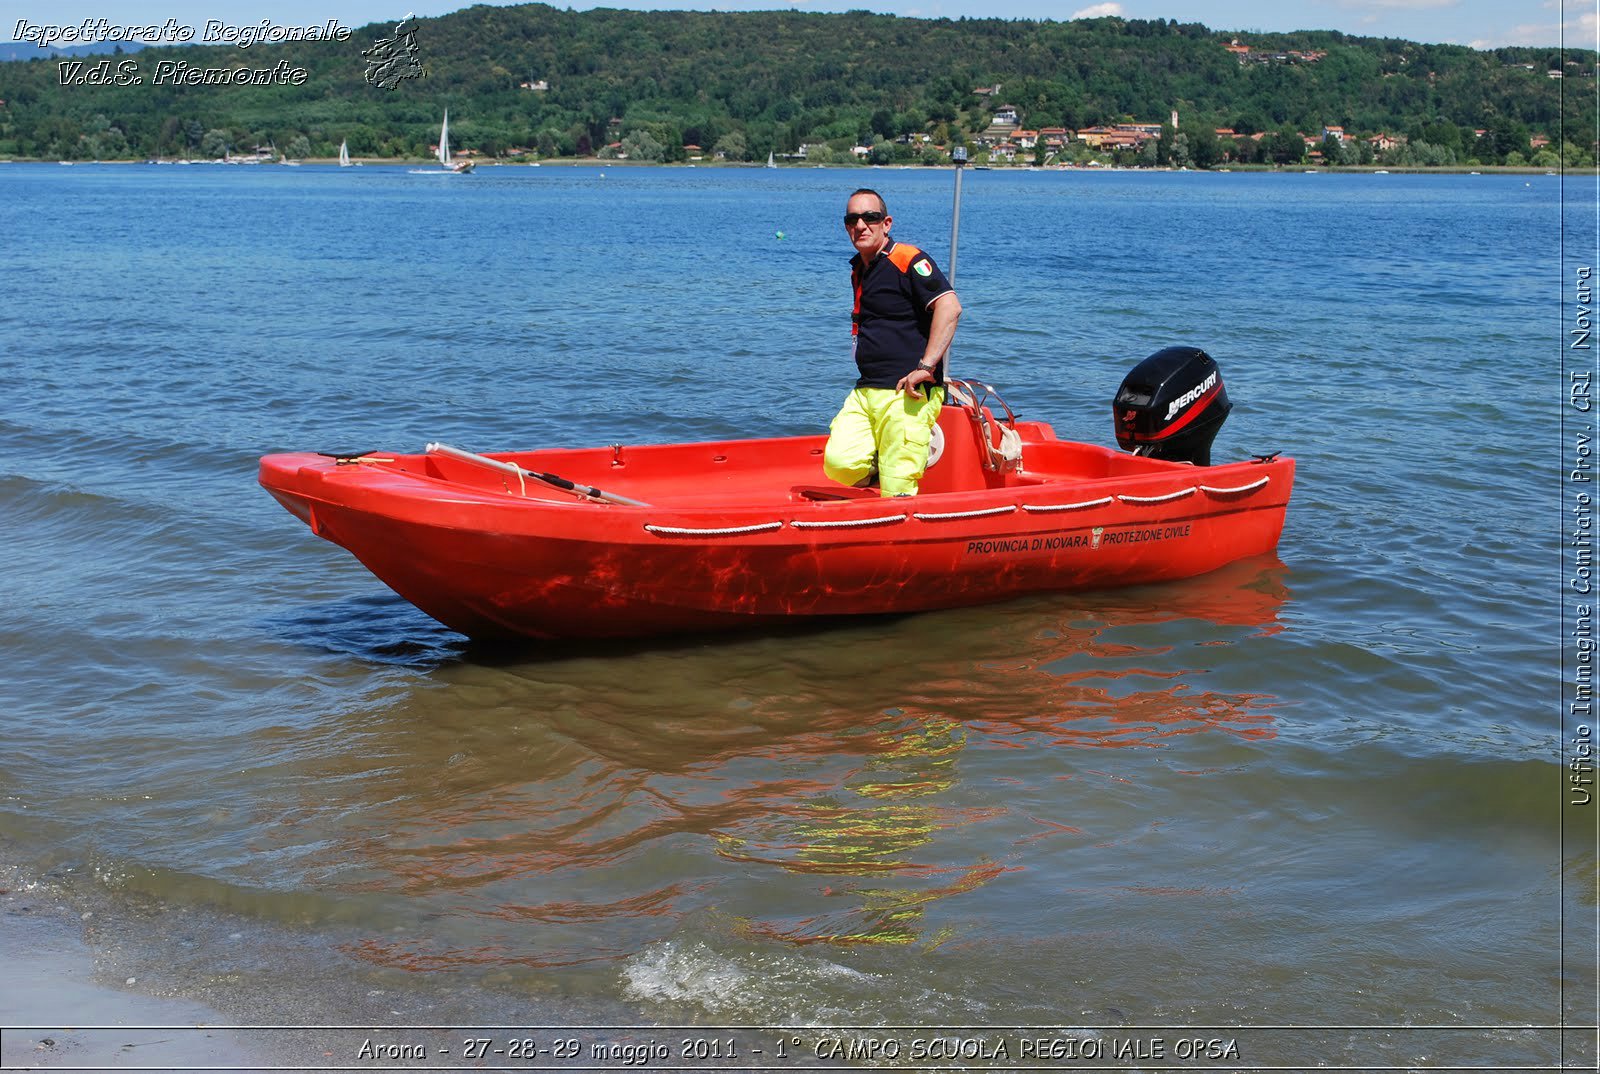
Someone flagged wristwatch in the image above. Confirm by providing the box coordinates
[917,361,938,374]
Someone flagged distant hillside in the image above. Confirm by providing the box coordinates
[0,5,1590,167]
[0,40,148,62]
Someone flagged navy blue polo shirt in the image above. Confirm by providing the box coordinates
[850,238,954,389]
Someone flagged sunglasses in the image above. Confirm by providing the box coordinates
[843,210,886,226]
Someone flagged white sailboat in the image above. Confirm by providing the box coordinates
[437,110,472,173]
[766,150,777,168]
[409,111,474,174]
[339,139,352,167]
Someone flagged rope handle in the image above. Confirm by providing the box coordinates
[1118,487,1196,504]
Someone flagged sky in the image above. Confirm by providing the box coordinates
[5,0,1597,50]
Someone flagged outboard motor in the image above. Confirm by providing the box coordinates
[1113,346,1232,466]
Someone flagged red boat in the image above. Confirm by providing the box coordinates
[259,351,1293,641]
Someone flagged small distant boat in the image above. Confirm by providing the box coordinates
[339,139,352,167]
[438,110,473,173]
[411,110,474,174]
[767,150,777,168]
[439,111,469,172]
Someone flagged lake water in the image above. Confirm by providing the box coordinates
[0,161,1593,1070]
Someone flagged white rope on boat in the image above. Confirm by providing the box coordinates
[789,514,909,530]
[1200,477,1271,495]
[1020,496,1115,513]
[1117,487,1196,505]
[912,505,1017,521]
[644,521,785,537]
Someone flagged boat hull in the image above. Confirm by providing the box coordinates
[259,421,1293,641]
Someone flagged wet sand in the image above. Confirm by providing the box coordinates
[1,882,266,1072]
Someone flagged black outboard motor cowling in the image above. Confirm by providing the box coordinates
[1113,346,1232,466]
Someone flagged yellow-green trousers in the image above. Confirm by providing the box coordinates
[823,386,944,497]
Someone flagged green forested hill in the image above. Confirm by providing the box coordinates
[0,5,1591,166]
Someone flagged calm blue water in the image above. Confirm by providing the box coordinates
[0,162,1591,1068]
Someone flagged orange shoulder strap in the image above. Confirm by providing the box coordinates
[887,242,923,273]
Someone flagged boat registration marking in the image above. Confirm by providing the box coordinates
[966,522,1193,556]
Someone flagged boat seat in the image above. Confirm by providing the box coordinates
[919,401,1015,495]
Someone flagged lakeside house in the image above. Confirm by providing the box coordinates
[1223,38,1326,64]
[1076,126,1147,149]
[1075,122,1162,150]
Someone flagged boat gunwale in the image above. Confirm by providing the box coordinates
[259,449,1294,539]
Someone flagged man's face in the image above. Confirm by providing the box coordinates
[844,193,891,259]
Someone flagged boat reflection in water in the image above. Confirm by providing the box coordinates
[287,558,1291,972]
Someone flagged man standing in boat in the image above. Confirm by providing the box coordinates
[824,188,962,497]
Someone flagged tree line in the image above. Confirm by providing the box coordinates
[0,5,1592,167]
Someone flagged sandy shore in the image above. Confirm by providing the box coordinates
[0,881,268,1072]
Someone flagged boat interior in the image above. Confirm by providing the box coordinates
[382,388,1200,510]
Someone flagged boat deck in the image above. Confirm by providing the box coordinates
[403,422,1192,509]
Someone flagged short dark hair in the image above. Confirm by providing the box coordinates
[849,188,887,214]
